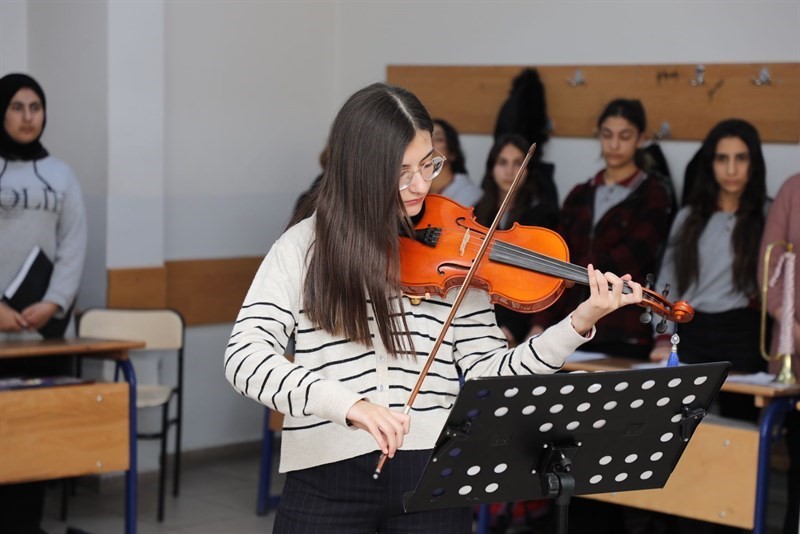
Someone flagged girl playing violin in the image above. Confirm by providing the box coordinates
[224,82,643,532]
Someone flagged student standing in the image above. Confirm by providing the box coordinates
[0,73,87,534]
[0,73,86,340]
[428,118,482,207]
[651,119,769,424]
[473,133,559,346]
[530,99,671,360]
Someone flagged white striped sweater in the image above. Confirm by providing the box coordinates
[224,216,594,473]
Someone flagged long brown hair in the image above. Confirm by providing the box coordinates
[675,119,767,295]
[300,83,433,356]
[473,134,540,227]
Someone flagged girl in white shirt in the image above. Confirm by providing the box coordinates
[225,82,643,532]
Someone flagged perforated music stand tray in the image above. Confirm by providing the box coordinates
[403,362,731,533]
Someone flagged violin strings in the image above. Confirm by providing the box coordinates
[431,229,589,281]
[417,229,669,313]
[431,229,637,296]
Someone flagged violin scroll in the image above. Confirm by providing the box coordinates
[641,287,694,324]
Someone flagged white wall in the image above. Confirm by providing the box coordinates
[26,0,108,310]
[162,1,340,451]
[164,1,339,260]
[3,0,800,465]
[0,0,28,74]
[106,1,165,269]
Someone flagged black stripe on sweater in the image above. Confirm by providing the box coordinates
[271,366,304,410]
[224,342,253,371]
[529,338,561,370]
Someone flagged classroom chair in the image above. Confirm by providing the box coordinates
[78,307,185,522]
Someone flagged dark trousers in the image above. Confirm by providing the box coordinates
[274,450,472,533]
[0,482,46,534]
[678,308,765,422]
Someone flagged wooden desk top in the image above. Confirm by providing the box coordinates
[0,338,145,361]
[562,357,800,399]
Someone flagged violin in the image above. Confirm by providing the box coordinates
[399,194,694,326]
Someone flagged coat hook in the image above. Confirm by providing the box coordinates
[690,65,705,87]
[566,69,586,87]
[752,67,772,86]
[653,121,671,140]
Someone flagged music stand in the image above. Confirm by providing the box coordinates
[403,362,730,534]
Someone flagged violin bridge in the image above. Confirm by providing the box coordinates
[459,229,470,257]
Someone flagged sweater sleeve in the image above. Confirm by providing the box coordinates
[453,289,593,379]
[43,165,87,312]
[223,228,364,428]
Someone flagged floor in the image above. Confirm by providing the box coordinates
[40,439,791,534]
[42,443,280,534]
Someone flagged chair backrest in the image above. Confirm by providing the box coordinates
[78,308,184,350]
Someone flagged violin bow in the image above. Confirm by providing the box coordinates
[373,143,537,479]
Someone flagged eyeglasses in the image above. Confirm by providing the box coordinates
[398,151,447,191]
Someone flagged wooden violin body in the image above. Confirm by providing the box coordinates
[399,195,694,324]
[400,195,569,313]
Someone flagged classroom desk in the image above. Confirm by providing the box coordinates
[562,357,800,533]
[0,338,144,534]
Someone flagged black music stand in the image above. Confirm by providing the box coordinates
[403,362,730,534]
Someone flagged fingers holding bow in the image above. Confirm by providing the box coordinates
[345,400,410,458]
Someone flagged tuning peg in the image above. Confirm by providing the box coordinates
[655,316,669,334]
[661,283,670,299]
[639,308,653,324]
[645,274,655,289]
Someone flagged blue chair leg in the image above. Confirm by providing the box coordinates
[256,408,281,515]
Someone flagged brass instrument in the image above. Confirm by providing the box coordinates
[760,241,796,385]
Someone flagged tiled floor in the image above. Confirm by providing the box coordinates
[40,440,790,534]
[42,444,281,534]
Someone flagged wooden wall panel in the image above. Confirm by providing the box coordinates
[387,63,800,143]
[107,266,167,309]
[107,257,262,326]
[165,257,262,326]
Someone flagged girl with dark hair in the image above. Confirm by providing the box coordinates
[529,98,672,360]
[474,133,559,346]
[225,82,643,532]
[428,118,482,206]
[0,73,87,533]
[651,119,769,421]
[494,68,559,210]
[0,73,86,339]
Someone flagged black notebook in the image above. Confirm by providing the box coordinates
[2,246,72,338]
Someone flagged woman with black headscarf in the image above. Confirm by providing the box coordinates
[0,73,87,340]
[0,73,87,534]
